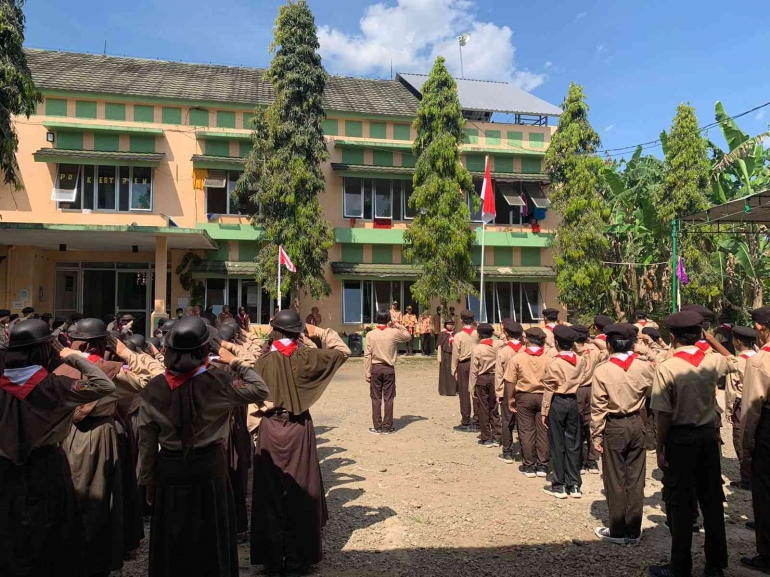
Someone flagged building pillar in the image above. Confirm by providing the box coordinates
[151,236,169,332]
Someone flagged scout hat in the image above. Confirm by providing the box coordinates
[663,310,703,329]
[502,319,523,336]
[634,309,649,319]
[733,326,757,341]
[553,325,578,344]
[525,327,546,339]
[146,337,161,349]
[572,324,589,336]
[7,319,54,349]
[68,318,109,341]
[21,306,34,315]
[593,315,613,330]
[604,323,636,339]
[271,309,305,334]
[120,313,135,322]
[0,309,10,319]
[126,334,146,352]
[460,309,475,320]
[751,307,770,325]
[681,304,714,320]
[217,323,237,343]
[476,323,494,338]
[159,319,176,334]
[166,316,217,351]
[641,326,661,341]
[543,307,559,320]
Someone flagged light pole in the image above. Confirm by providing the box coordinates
[458,33,470,78]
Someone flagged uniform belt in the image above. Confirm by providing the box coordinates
[607,410,641,420]
[554,393,577,398]
[458,359,471,364]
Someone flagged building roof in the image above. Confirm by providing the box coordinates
[396,73,562,117]
[25,49,420,117]
[682,188,770,226]
[331,262,555,280]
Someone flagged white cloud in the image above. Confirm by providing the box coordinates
[756,110,766,121]
[544,61,553,69]
[574,11,588,22]
[604,124,615,132]
[317,0,546,89]
[595,44,606,54]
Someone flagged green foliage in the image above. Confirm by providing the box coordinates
[235,0,334,299]
[0,0,41,189]
[545,82,610,313]
[402,57,476,307]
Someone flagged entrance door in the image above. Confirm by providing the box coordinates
[117,270,149,336]
[55,270,80,319]
[83,270,116,321]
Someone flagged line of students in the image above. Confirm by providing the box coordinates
[1,308,351,576]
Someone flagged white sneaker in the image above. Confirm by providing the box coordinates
[594,527,628,545]
[569,486,583,499]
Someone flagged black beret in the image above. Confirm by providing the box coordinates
[502,319,523,335]
[443,318,455,326]
[752,307,770,325]
[460,309,475,319]
[681,304,714,320]
[525,327,546,339]
[594,315,613,330]
[476,323,495,337]
[733,326,757,340]
[634,309,648,318]
[21,306,34,314]
[543,307,560,316]
[641,327,661,340]
[572,324,589,336]
[553,325,578,343]
[0,309,10,317]
[664,310,704,329]
[605,323,637,339]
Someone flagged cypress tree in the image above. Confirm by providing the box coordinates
[236,0,334,299]
[403,56,476,307]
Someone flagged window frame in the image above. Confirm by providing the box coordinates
[343,177,364,219]
[205,170,247,216]
[51,164,81,203]
[466,282,545,324]
[343,280,364,325]
[373,178,393,219]
[56,164,154,212]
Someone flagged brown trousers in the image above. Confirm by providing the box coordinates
[753,409,770,556]
[456,361,472,426]
[515,391,550,468]
[370,364,396,430]
[732,398,752,483]
[474,374,501,442]
[577,385,599,466]
[601,414,646,539]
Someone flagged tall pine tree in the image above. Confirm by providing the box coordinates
[0,0,41,189]
[403,57,475,307]
[545,82,610,313]
[236,0,334,299]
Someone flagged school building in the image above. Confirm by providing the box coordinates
[0,49,563,336]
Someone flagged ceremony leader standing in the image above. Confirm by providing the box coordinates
[452,310,479,431]
[251,310,350,574]
[436,319,458,396]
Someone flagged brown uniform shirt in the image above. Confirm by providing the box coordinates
[432,314,442,335]
[542,323,557,349]
[541,352,589,417]
[590,337,609,362]
[590,354,654,438]
[633,320,659,332]
[390,309,402,324]
[651,345,736,427]
[402,313,418,334]
[364,323,412,378]
[575,342,602,387]
[741,346,770,456]
[451,328,479,375]
[504,347,549,396]
[725,350,755,420]
[495,340,523,398]
[469,340,506,391]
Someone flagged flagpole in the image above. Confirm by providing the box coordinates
[479,155,491,323]
[277,248,282,311]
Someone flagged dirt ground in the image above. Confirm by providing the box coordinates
[118,358,760,576]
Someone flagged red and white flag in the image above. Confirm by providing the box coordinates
[278,245,296,272]
[480,156,496,224]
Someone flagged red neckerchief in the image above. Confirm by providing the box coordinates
[673,348,706,367]
[462,326,474,336]
[443,328,454,345]
[596,334,607,341]
[557,352,577,366]
[609,352,638,372]
[740,350,757,359]
[81,352,102,363]
[545,323,556,332]
[480,339,493,346]
[525,346,544,357]
[762,345,770,353]
[271,338,298,357]
[376,324,388,331]
[721,323,732,331]
[638,320,648,326]
[695,340,711,353]
[507,340,523,352]
[0,366,48,400]
[165,364,207,391]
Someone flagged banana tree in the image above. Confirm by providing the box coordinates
[719,234,770,310]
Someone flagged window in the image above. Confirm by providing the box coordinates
[343,177,363,218]
[374,179,392,218]
[403,180,416,219]
[343,281,365,324]
[57,164,153,212]
[344,280,418,324]
[495,182,528,225]
[468,179,483,222]
[466,282,545,323]
[52,164,80,204]
[205,278,226,314]
[205,171,254,215]
[343,177,419,221]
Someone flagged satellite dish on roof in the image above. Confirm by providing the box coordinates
[458,33,470,47]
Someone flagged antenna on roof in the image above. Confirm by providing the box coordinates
[103,38,107,57]
[390,58,393,80]
[457,33,470,78]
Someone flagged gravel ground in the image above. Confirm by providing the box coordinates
[117,358,759,576]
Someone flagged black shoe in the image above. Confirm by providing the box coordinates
[543,485,568,500]
[469,424,480,432]
[703,566,725,577]
[498,453,514,464]
[518,465,536,478]
[368,427,381,435]
[588,462,600,474]
[381,428,395,435]
[536,465,548,478]
[741,554,770,574]
[453,424,472,432]
[568,485,582,499]
[478,439,496,448]
[490,439,502,447]
[648,564,678,577]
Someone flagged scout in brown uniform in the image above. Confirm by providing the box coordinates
[364,309,412,434]
[542,325,587,499]
[0,320,115,577]
[469,323,505,447]
[573,325,601,475]
[725,325,756,490]
[740,307,770,573]
[452,310,479,431]
[402,306,418,355]
[715,312,736,356]
[138,316,269,577]
[591,323,654,545]
[436,319,458,396]
[505,327,550,478]
[633,309,659,333]
[419,311,433,356]
[250,311,350,574]
[390,301,402,324]
[681,304,716,354]
[432,306,443,339]
[591,314,613,361]
[542,307,560,349]
[496,319,524,464]
[650,310,734,577]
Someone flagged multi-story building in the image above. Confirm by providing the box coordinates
[0,49,562,336]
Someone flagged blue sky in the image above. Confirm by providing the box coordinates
[23,0,770,157]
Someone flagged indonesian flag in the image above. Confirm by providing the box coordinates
[480,156,496,224]
[278,245,296,273]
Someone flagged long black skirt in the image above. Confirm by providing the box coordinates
[0,446,84,576]
[251,411,326,573]
[438,352,458,396]
[115,406,144,552]
[64,416,124,575]
[149,443,238,577]
[227,405,252,534]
